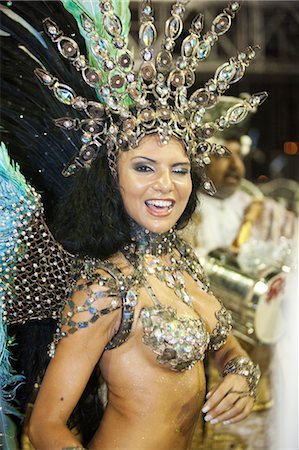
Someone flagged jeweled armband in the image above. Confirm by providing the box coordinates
[222,356,261,399]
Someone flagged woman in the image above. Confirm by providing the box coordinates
[28,133,260,450]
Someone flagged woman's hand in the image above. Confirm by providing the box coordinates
[201,374,254,425]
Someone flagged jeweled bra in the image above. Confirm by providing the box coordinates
[52,227,232,372]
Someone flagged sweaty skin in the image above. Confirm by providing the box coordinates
[29,135,253,450]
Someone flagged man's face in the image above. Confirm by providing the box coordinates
[206,140,246,199]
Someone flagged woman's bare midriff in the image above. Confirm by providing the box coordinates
[88,324,206,450]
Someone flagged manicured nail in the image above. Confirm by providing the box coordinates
[210,419,218,424]
[202,405,209,413]
[206,391,212,399]
[223,420,231,425]
[204,414,212,422]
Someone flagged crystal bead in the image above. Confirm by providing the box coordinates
[142,5,152,16]
[126,289,137,307]
[196,41,211,61]
[113,36,124,49]
[182,290,192,306]
[184,69,195,88]
[156,83,170,98]
[34,68,54,86]
[43,18,61,37]
[212,13,231,35]
[81,133,92,144]
[73,55,87,70]
[142,49,153,62]
[54,84,75,105]
[165,16,183,40]
[128,82,142,100]
[103,14,122,37]
[139,22,156,48]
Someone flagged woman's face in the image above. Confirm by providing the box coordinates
[117,134,192,234]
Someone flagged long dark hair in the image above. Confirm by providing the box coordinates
[54,146,202,258]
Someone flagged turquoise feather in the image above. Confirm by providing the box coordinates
[0,143,30,447]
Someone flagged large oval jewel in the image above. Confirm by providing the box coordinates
[126,289,137,307]
[79,143,98,161]
[91,37,109,58]
[212,13,231,35]
[181,35,198,58]
[83,68,101,86]
[54,84,75,105]
[86,102,105,119]
[59,38,79,59]
[215,62,236,83]
[118,52,133,70]
[168,70,185,88]
[54,117,77,130]
[196,41,211,61]
[190,88,209,107]
[103,14,122,37]
[138,108,155,123]
[140,62,156,82]
[139,22,156,48]
[156,50,172,70]
[226,104,248,124]
[165,16,183,39]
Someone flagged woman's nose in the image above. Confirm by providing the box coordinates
[153,171,174,192]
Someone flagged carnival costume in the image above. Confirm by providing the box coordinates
[0,0,263,444]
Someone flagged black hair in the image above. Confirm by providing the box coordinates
[53,146,202,258]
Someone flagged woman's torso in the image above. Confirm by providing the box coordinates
[85,249,223,450]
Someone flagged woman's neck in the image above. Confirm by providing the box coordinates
[124,221,177,256]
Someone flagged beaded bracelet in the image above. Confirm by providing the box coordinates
[222,356,261,399]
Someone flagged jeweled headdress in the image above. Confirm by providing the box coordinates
[34,0,267,194]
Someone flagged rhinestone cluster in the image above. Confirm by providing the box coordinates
[141,305,210,371]
[34,0,267,194]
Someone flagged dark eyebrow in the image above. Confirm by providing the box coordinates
[131,157,190,166]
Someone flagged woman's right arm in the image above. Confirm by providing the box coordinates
[28,277,121,449]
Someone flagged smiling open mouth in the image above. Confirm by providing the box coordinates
[145,199,175,210]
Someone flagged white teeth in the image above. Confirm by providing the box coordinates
[146,199,173,208]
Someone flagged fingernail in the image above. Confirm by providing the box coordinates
[202,405,209,413]
[204,414,212,422]
[206,392,212,399]
[210,419,218,424]
[223,420,231,425]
